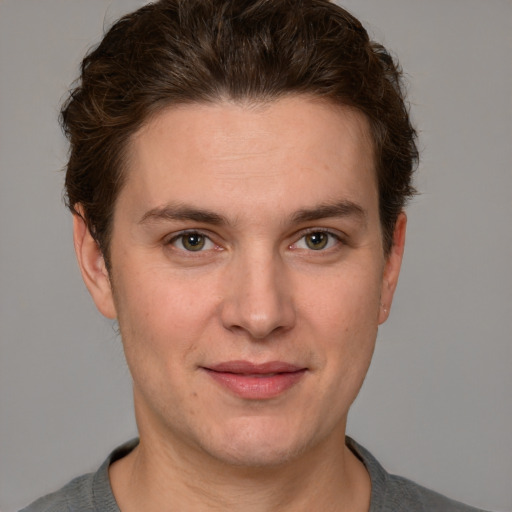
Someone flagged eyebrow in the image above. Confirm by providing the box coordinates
[291,200,367,225]
[139,204,229,226]
[138,199,367,227]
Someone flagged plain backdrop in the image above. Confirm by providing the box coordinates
[0,1,511,511]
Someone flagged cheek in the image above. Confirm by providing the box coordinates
[300,264,383,334]
[298,265,382,382]
[111,264,220,366]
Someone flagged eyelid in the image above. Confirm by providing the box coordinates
[290,228,346,250]
[164,227,346,251]
[166,229,220,251]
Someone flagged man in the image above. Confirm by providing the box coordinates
[21,1,489,510]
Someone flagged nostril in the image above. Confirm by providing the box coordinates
[219,259,296,338]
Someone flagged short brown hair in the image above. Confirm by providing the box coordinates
[61,0,418,261]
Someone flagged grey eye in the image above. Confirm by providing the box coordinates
[293,231,339,251]
[304,232,329,250]
[181,233,206,251]
[171,232,215,252]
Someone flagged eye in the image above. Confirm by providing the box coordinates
[294,231,339,251]
[170,232,215,252]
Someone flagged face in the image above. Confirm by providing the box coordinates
[75,97,405,468]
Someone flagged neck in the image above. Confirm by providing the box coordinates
[109,427,371,512]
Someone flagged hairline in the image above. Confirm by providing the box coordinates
[92,94,390,267]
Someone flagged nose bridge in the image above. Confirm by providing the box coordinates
[221,244,295,339]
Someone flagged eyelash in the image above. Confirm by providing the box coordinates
[167,230,219,253]
[289,229,343,252]
[166,228,344,254]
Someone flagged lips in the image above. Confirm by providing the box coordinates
[202,360,307,399]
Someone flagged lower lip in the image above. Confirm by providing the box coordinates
[204,369,306,399]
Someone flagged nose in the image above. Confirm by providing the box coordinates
[220,250,296,340]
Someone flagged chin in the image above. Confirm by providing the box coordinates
[197,416,314,468]
[209,440,304,469]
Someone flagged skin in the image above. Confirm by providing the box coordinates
[74,96,406,511]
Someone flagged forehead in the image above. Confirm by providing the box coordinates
[120,96,377,222]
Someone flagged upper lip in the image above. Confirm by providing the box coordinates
[205,361,305,374]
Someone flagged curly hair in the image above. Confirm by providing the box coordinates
[61,0,418,262]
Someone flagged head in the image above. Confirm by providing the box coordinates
[62,0,418,266]
[66,0,417,470]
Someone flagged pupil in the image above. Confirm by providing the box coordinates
[187,234,201,245]
[307,232,328,250]
[184,234,204,251]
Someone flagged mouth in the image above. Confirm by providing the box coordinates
[201,361,307,400]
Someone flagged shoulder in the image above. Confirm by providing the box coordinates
[384,473,489,512]
[19,439,138,512]
[19,473,95,512]
[346,437,490,512]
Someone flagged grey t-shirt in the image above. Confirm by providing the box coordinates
[20,438,489,511]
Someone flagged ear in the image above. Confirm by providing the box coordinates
[379,212,407,325]
[73,207,117,319]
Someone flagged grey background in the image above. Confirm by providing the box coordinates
[0,1,510,511]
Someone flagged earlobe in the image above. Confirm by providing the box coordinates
[73,208,117,319]
[378,212,407,325]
